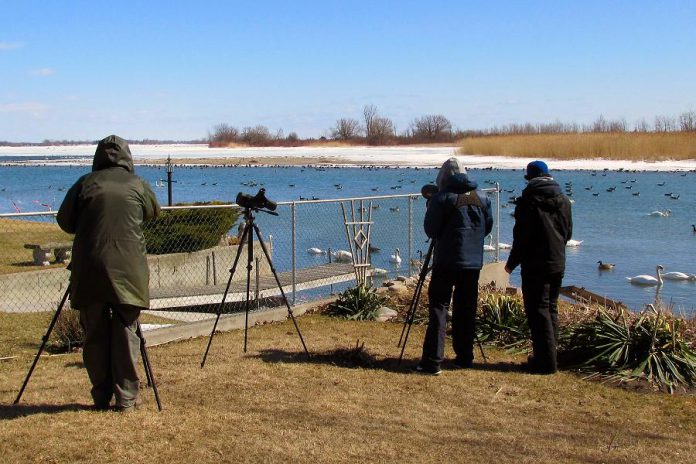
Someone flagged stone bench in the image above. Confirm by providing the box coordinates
[24,242,73,266]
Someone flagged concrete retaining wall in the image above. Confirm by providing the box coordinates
[0,243,271,313]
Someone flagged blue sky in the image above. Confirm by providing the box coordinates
[1,0,695,141]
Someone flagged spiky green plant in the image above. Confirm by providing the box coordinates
[561,306,696,393]
[476,293,530,350]
[326,285,387,321]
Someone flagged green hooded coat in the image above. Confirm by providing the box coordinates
[57,135,160,309]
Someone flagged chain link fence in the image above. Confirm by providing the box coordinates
[0,188,501,349]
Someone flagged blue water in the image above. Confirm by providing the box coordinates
[1,161,694,314]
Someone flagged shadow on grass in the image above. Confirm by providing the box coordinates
[0,403,90,420]
[254,344,409,374]
[254,344,526,375]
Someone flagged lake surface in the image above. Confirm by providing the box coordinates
[1,158,694,315]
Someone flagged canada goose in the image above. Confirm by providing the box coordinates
[368,244,380,253]
[597,260,615,270]
[627,265,663,286]
[692,224,696,232]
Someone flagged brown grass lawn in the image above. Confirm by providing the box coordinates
[1,315,694,464]
[459,132,696,161]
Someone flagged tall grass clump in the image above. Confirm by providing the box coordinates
[459,132,696,161]
[326,285,387,321]
[560,306,696,392]
[52,309,83,352]
[476,293,530,350]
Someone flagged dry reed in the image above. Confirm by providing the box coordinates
[459,132,696,161]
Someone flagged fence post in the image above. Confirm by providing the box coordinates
[495,182,501,263]
[408,196,413,276]
[291,202,297,305]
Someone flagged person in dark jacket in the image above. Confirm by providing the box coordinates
[57,135,160,411]
[505,160,572,374]
[415,158,493,375]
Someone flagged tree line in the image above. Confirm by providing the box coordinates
[208,106,696,147]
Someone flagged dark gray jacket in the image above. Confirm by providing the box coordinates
[57,135,160,309]
[425,173,493,271]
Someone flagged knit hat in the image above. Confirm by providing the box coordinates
[524,160,550,180]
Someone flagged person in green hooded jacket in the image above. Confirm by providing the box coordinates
[57,135,160,411]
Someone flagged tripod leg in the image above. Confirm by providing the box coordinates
[14,284,71,404]
[136,322,162,411]
[475,332,488,364]
[201,220,249,368]
[243,221,254,352]
[397,241,434,365]
[252,223,310,359]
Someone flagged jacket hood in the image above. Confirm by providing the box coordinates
[523,177,565,211]
[92,135,134,172]
[444,173,478,194]
[436,157,466,190]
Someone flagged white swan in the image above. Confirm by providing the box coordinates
[372,268,388,276]
[649,209,671,217]
[566,239,583,247]
[483,244,495,252]
[498,242,512,250]
[661,271,696,281]
[332,250,353,262]
[389,248,402,264]
[307,247,326,255]
[627,265,663,286]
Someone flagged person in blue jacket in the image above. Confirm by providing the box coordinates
[414,158,493,375]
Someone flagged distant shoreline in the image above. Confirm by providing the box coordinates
[1,144,695,172]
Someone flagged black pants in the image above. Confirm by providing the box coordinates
[420,267,480,369]
[521,271,563,371]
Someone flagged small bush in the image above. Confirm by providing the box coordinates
[144,202,240,254]
[476,293,530,350]
[326,285,387,321]
[51,309,83,352]
[561,307,696,392]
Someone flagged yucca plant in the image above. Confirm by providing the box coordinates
[476,293,530,350]
[560,306,696,393]
[326,285,387,321]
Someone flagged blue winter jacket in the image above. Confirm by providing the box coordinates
[424,173,494,271]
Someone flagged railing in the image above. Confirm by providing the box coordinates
[0,187,501,345]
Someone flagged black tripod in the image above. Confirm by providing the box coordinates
[397,240,487,365]
[14,284,162,411]
[200,207,310,368]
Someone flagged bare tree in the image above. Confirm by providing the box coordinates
[654,115,676,132]
[208,123,239,146]
[679,111,696,131]
[241,125,272,146]
[634,119,650,132]
[411,114,453,141]
[331,118,362,140]
[370,116,395,145]
[363,104,378,141]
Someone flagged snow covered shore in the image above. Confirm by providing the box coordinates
[2,144,695,171]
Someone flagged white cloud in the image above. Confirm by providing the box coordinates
[30,68,56,76]
[0,102,51,115]
[0,42,24,50]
